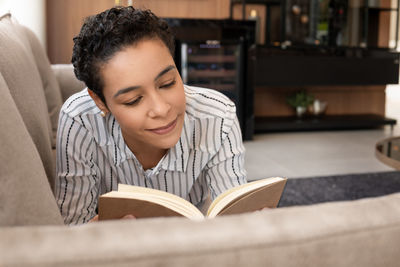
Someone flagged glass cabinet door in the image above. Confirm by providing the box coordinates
[180,41,242,103]
[285,0,398,48]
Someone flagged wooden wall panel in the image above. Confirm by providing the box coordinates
[128,0,230,19]
[46,0,114,64]
[378,11,391,47]
[46,0,230,64]
[254,86,386,117]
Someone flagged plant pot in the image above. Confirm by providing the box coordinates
[296,106,307,118]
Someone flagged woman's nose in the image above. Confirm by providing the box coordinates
[147,91,171,118]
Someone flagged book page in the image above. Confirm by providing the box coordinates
[216,180,286,216]
[117,184,204,219]
[207,177,286,218]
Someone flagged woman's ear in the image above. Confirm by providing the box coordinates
[87,89,109,115]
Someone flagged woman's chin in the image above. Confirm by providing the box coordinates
[153,134,181,150]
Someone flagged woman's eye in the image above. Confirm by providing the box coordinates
[124,96,142,106]
[160,80,176,89]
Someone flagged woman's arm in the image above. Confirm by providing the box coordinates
[55,111,100,225]
[205,115,247,200]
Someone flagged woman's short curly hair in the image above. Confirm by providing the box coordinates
[71,6,175,103]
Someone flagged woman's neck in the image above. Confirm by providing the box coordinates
[125,140,168,170]
[137,148,167,170]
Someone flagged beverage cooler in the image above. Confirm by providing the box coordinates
[165,19,255,140]
[180,40,243,116]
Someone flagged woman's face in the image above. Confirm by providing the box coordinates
[92,38,186,154]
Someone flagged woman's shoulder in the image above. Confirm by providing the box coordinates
[61,88,100,118]
[184,85,236,121]
[59,89,113,146]
[183,85,239,152]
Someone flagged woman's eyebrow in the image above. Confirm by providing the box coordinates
[113,85,141,98]
[113,65,176,98]
[154,65,175,81]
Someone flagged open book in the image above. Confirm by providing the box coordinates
[98,177,287,220]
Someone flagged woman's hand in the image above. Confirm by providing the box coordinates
[121,214,136,219]
[254,207,270,213]
[88,214,136,223]
[89,215,99,222]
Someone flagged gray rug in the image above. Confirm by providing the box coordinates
[278,171,400,207]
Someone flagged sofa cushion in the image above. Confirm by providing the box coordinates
[0,192,399,266]
[23,23,63,143]
[52,64,86,101]
[0,14,61,188]
[0,71,63,226]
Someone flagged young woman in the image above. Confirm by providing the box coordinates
[56,6,247,224]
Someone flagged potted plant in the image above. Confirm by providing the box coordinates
[286,90,314,117]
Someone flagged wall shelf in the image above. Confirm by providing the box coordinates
[255,114,397,132]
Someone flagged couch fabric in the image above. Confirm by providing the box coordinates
[52,64,85,101]
[1,13,400,267]
[1,193,400,266]
[0,71,63,226]
[0,14,61,187]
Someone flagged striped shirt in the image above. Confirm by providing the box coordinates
[55,85,247,225]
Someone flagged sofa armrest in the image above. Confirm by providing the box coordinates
[1,193,400,266]
[51,64,85,101]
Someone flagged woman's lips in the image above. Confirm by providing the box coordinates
[147,118,177,135]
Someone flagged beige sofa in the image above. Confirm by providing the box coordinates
[1,14,400,267]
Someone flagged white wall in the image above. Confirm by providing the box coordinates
[386,85,400,118]
[0,0,46,48]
